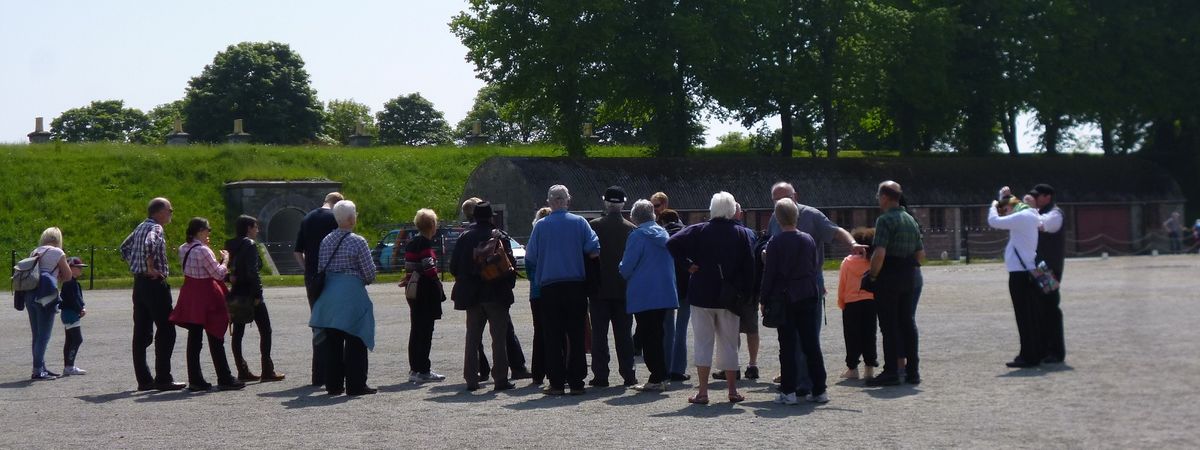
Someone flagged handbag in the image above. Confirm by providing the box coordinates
[761,291,788,328]
[1014,249,1059,294]
[717,264,748,314]
[312,233,351,301]
[405,272,420,301]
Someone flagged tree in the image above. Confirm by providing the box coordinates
[452,1,617,156]
[142,100,187,144]
[50,100,151,143]
[453,84,549,145]
[324,99,377,145]
[182,41,324,144]
[376,93,454,146]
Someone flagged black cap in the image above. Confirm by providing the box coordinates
[602,186,626,203]
[473,201,494,220]
[1030,184,1055,196]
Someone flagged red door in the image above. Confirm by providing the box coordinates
[1074,206,1131,255]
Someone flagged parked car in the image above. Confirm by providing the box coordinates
[509,238,525,270]
[371,225,465,273]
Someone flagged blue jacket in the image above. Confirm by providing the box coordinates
[620,222,678,314]
[525,210,600,288]
[60,279,85,324]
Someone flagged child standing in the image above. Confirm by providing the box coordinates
[838,228,877,380]
[60,257,88,376]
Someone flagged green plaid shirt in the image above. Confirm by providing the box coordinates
[873,207,923,257]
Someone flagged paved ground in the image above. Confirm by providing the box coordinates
[2,256,1198,449]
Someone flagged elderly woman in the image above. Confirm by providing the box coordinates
[309,200,378,396]
[761,199,827,404]
[620,200,678,392]
[667,192,755,404]
[226,215,285,382]
[24,227,74,380]
[169,217,243,392]
[402,208,447,383]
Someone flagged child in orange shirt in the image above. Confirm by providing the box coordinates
[838,227,877,380]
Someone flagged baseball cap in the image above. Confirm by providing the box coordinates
[602,186,626,203]
[67,256,88,267]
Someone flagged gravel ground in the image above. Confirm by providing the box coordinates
[2,255,1198,449]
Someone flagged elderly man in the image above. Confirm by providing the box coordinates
[526,185,601,395]
[120,197,184,391]
[865,181,925,386]
[1030,184,1067,363]
[766,182,865,387]
[293,191,343,386]
[588,186,638,387]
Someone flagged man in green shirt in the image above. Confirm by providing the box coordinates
[867,181,926,387]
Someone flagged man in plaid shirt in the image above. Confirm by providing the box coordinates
[866,181,926,387]
[119,197,184,391]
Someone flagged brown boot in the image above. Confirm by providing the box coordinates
[236,359,260,382]
[260,358,285,382]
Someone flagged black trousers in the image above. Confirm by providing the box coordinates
[64,327,82,367]
[408,299,440,374]
[876,287,919,376]
[132,276,176,385]
[634,309,668,383]
[232,301,272,368]
[541,282,589,390]
[1008,272,1045,363]
[305,273,326,385]
[476,318,526,376]
[778,299,827,396]
[589,297,636,381]
[842,300,879,369]
[1039,289,1066,360]
[323,328,368,393]
[530,298,546,380]
[182,325,235,385]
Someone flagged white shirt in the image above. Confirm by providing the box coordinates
[988,205,1040,272]
[1039,207,1064,234]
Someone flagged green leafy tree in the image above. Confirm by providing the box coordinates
[324,99,377,144]
[182,41,324,144]
[453,84,549,144]
[452,1,618,156]
[376,93,453,146]
[142,100,188,144]
[50,100,151,143]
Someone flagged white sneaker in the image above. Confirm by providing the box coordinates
[773,392,798,405]
[805,392,830,403]
[633,382,666,392]
[63,366,87,376]
[408,371,422,382]
[411,371,445,383]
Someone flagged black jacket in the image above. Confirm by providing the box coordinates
[225,237,263,298]
[589,212,636,300]
[449,221,516,310]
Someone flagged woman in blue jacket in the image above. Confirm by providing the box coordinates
[620,199,679,393]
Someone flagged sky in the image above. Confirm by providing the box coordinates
[0,0,1069,151]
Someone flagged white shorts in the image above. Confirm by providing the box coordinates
[691,305,741,371]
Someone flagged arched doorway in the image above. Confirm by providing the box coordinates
[266,207,306,245]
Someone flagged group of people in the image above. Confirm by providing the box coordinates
[17,180,1069,405]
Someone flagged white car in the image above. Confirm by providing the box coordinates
[509,238,526,270]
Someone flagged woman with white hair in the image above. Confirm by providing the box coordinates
[666,192,755,404]
[24,227,74,380]
[309,200,379,396]
[620,200,679,392]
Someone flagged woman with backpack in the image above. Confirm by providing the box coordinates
[168,218,244,391]
[23,227,74,380]
[225,215,285,382]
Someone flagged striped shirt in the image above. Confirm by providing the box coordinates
[318,229,377,283]
[179,241,227,280]
[120,218,169,275]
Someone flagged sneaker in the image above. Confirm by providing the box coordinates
[773,392,798,405]
[805,392,830,403]
[542,386,566,396]
[772,374,783,384]
[407,371,421,383]
[622,377,639,387]
[63,366,88,376]
[668,373,691,382]
[840,368,859,380]
[865,372,901,387]
[43,369,61,378]
[744,365,759,380]
[420,371,446,382]
[30,371,58,381]
[864,366,875,380]
[633,382,666,392]
[712,370,741,381]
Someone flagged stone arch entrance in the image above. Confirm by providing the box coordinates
[224,180,343,274]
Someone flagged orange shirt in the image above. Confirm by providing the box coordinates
[837,254,874,310]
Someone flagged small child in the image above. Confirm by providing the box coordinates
[837,227,877,380]
[60,257,88,376]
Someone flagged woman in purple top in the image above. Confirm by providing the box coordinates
[761,198,828,404]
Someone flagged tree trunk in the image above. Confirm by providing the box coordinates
[779,101,794,158]
[1099,116,1115,155]
[821,94,838,158]
[1000,108,1019,155]
[1039,111,1063,155]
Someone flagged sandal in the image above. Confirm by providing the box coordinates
[687,394,709,405]
[728,393,745,403]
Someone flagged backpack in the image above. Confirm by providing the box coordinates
[473,230,515,282]
[12,252,45,293]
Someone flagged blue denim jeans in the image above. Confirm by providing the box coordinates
[26,295,57,373]
[664,295,690,375]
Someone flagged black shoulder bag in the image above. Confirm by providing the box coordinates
[311,233,351,301]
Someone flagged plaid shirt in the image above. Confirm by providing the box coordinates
[318,229,376,283]
[121,218,169,275]
[179,241,227,280]
[873,207,923,257]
